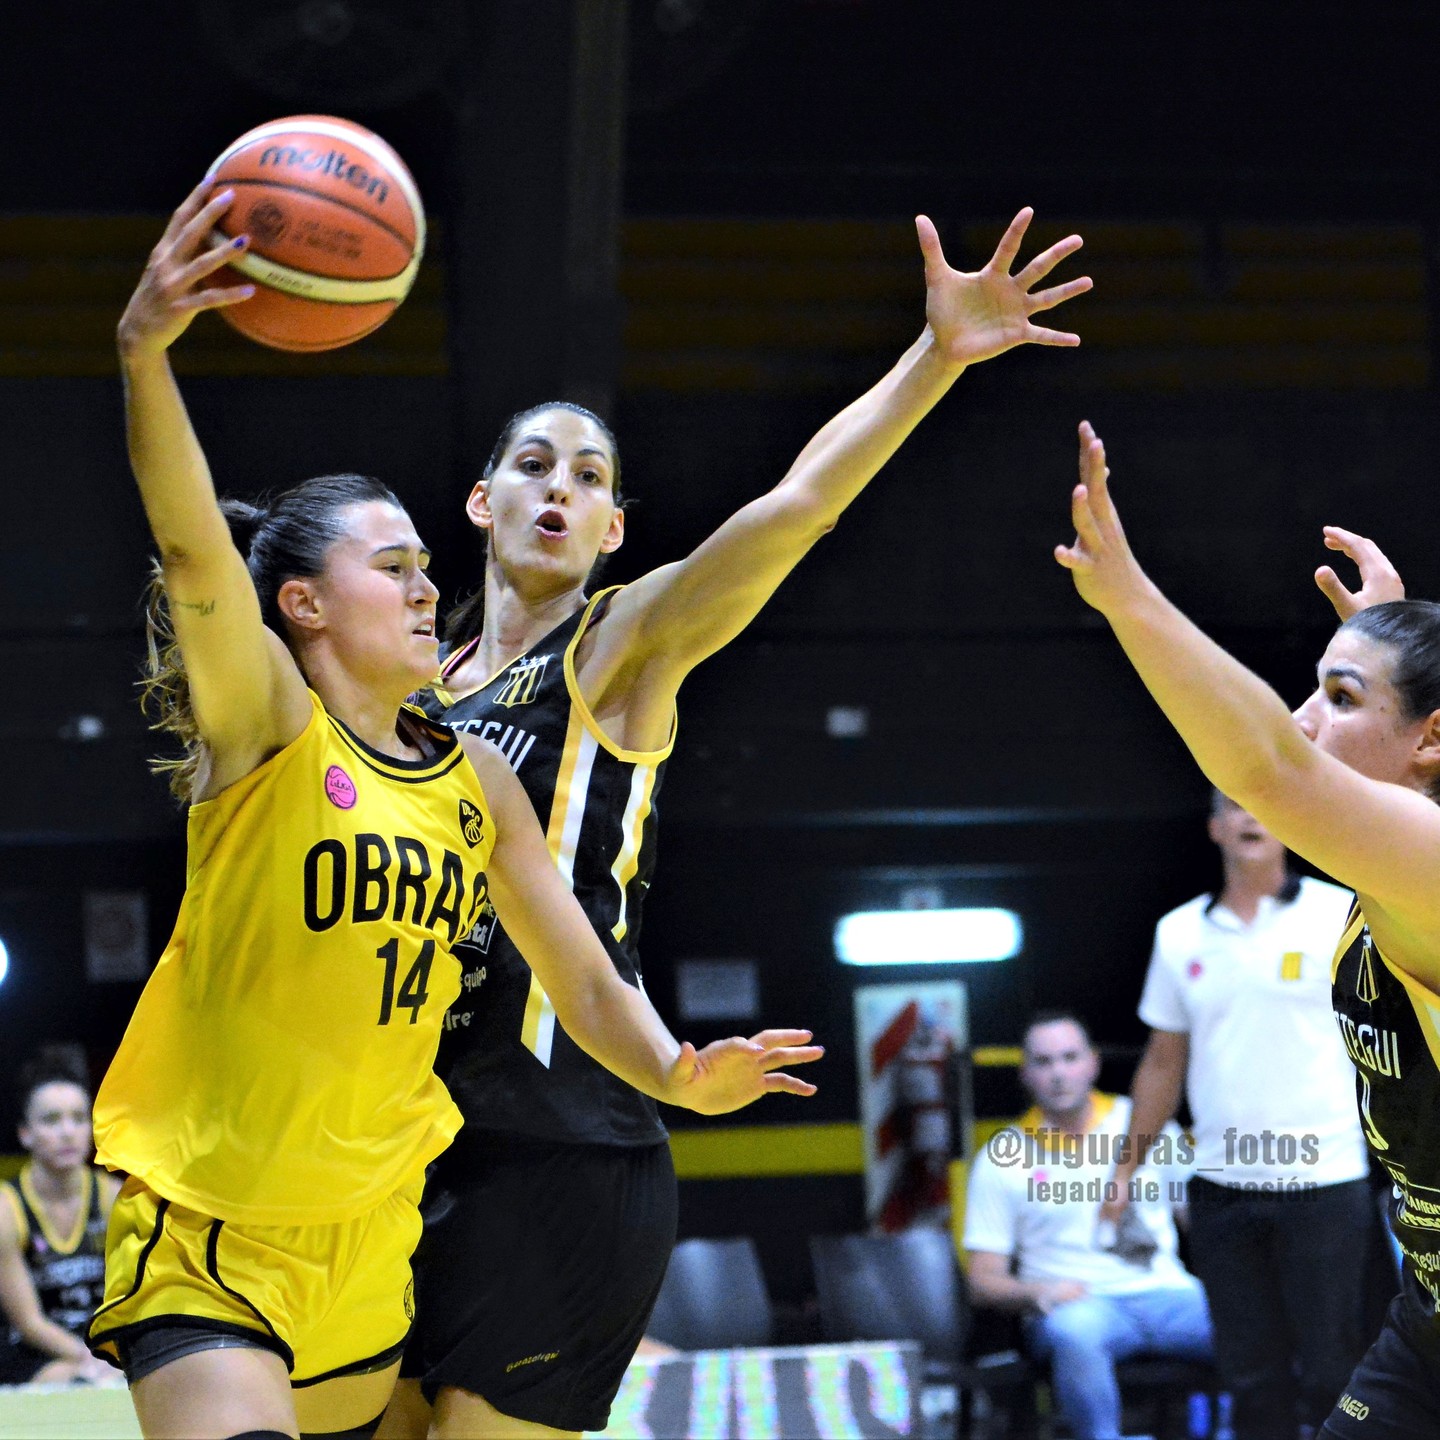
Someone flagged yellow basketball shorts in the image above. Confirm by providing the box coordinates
[88,1175,423,1386]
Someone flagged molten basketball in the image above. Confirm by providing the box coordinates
[204,115,424,352]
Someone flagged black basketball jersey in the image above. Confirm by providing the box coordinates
[1333,904,1440,1322]
[422,587,671,1147]
[0,1166,107,1343]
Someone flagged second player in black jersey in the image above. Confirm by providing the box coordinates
[423,588,669,1149]
[385,208,1093,1439]
[1057,422,1440,1438]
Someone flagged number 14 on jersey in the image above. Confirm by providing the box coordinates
[377,938,434,1024]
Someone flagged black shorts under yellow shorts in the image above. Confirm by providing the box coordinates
[88,1174,423,1387]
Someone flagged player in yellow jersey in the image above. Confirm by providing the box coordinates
[85,184,823,1440]
[1057,422,1440,1437]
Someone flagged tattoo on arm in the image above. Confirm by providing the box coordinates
[172,598,216,616]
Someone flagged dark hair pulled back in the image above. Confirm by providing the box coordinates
[142,473,402,800]
[1342,601,1440,725]
[1341,600,1440,800]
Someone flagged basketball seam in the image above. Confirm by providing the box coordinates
[206,117,425,248]
[218,178,416,257]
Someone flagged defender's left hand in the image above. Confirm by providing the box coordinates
[665,1029,823,1116]
[918,208,1091,367]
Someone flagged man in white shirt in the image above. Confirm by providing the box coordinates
[1105,793,1371,1440]
[965,1012,1212,1440]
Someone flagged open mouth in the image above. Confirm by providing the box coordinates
[536,508,569,540]
[413,618,436,638]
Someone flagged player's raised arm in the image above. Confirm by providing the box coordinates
[594,209,1091,684]
[1056,422,1440,975]
[462,736,822,1114]
[119,186,310,788]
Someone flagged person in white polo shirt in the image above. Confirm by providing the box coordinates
[1105,791,1370,1440]
[965,1012,1212,1440]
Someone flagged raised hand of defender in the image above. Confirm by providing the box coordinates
[666,1028,823,1116]
[1054,420,1151,615]
[917,208,1091,367]
[1314,525,1405,622]
[117,184,255,358]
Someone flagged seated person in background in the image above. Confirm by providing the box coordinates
[0,1048,118,1386]
[964,1012,1212,1440]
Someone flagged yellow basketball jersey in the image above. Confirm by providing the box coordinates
[94,692,494,1226]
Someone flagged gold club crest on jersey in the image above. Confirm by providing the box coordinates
[458,799,486,848]
[492,654,550,708]
[1357,932,1379,1004]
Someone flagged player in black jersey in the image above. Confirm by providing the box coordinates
[384,210,1093,1439]
[1058,421,1440,1438]
[0,1049,117,1386]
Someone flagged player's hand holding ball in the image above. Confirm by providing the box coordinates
[117,186,255,360]
[120,116,424,360]
[202,115,425,351]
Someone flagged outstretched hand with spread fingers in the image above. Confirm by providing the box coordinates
[665,1029,823,1116]
[1314,525,1405,623]
[916,208,1092,368]
[1054,421,1151,616]
[117,182,255,358]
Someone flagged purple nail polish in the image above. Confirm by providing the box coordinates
[232,235,247,249]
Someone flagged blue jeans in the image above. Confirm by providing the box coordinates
[1025,1284,1214,1439]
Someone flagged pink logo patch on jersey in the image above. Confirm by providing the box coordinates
[1187,959,1204,980]
[324,765,356,810]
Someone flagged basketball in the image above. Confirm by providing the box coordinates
[204,115,425,352]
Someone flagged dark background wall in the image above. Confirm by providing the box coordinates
[3,0,1440,1301]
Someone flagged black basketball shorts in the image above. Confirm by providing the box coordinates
[403,1136,677,1433]
[1322,1272,1440,1439]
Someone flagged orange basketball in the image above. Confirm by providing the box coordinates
[204,115,425,352]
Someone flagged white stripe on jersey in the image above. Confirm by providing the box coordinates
[555,731,599,887]
[523,727,599,1067]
